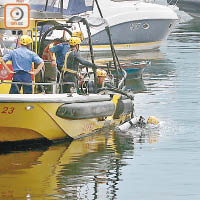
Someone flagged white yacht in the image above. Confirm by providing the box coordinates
[80,0,179,51]
[0,0,179,51]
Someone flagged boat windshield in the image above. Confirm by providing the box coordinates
[29,0,94,14]
[0,0,94,15]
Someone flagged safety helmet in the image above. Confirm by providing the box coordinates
[72,31,84,41]
[147,116,159,125]
[97,69,107,77]
[69,37,81,46]
[20,35,33,46]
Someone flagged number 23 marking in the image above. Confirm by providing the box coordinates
[1,107,15,114]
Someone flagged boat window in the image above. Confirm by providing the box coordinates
[0,30,33,52]
[0,30,21,50]
[2,36,19,50]
[11,30,23,35]
[143,23,149,30]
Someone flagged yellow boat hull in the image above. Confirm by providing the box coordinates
[0,101,130,142]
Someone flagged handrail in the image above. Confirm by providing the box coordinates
[0,80,76,94]
[1,80,58,86]
[0,80,75,88]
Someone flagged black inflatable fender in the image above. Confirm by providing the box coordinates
[113,97,134,119]
[56,101,115,119]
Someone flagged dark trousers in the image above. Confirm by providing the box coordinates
[10,71,32,94]
[62,72,78,93]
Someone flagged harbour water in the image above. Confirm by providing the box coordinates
[1,16,200,200]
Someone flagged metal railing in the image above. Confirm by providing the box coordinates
[0,80,76,94]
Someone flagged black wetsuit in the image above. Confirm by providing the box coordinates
[63,50,96,93]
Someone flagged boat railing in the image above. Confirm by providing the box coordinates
[0,81,58,86]
[0,80,76,94]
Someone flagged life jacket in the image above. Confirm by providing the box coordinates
[62,50,77,74]
[42,43,55,61]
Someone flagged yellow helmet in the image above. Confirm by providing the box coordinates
[20,35,33,46]
[72,31,84,41]
[147,116,159,125]
[97,69,107,77]
[69,37,81,46]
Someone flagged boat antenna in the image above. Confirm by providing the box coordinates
[94,0,103,18]
[94,0,123,88]
[60,0,63,15]
[45,0,49,11]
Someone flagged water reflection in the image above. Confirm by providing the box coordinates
[85,49,166,68]
[92,49,165,61]
[0,128,160,200]
[125,78,146,93]
[56,131,134,200]
[172,18,200,44]
[0,131,127,199]
[90,48,169,89]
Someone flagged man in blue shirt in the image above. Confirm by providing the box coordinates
[49,38,70,72]
[1,35,44,94]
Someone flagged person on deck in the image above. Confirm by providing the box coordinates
[42,38,62,64]
[62,36,98,93]
[48,32,84,73]
[1,35,44,94]
[88,69,113,93]
[49,38,70,73]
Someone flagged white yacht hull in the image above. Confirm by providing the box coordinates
[81,1,179,51]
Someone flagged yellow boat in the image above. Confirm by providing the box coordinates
[0,1,136,144]
[0,93,133,143]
